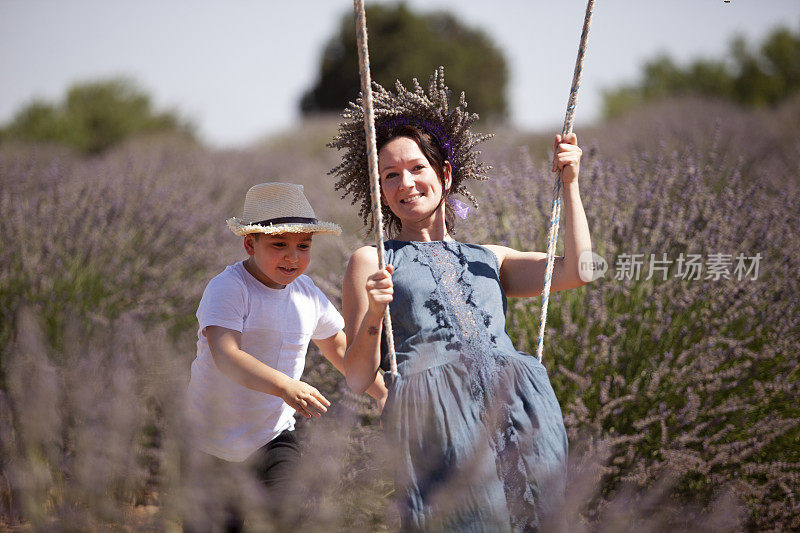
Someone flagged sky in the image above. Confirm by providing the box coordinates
[1,0,799,148]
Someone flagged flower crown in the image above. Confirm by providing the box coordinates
[328,67,493,229]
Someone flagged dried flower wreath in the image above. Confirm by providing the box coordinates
[328,66,493,231]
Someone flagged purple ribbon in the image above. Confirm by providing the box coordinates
[447,198,469,220]
[380,116,456,163]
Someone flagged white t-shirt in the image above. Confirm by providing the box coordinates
[187,261,344,461]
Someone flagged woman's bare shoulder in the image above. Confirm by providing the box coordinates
[481,243,514,264]
[350,245,379,262]
[347,245,380,274]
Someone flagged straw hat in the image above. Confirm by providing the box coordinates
[226,182,341,237]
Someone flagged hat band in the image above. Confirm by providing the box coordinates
[251,216,318,226]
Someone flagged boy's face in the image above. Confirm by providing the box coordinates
[243,232,313,289]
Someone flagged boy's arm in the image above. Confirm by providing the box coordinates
[313,331,389,408]
[205,325,330,418]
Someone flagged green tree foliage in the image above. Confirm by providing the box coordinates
[300,3,508,119]
[0,78,194,153]
[603,22,800,118]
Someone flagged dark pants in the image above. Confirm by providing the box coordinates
[247,429,301,490]
[215,429,301,532]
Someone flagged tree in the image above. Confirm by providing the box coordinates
[602,21,800,118]
[1,78,194,153]
[300,3,508,120]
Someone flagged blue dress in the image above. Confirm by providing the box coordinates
[379,240,568,532]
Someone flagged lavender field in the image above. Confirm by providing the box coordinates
[1,97,798,531]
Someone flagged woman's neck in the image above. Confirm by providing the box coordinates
[394,202,452,242]
[396,219,450,242]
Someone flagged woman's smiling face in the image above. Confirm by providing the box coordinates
[378,136,452,225]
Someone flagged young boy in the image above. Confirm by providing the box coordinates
[187,182,386,505]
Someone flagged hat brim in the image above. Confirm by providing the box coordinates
[226,218,341,237]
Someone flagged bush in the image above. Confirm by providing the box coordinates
[0,78,194,154]
[300,3,508,120]
[602,21,800,118]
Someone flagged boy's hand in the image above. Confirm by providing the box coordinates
[280,379,331,418]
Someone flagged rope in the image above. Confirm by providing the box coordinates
[536,0,595,362]
[353,0,399,381]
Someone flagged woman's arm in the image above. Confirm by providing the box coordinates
[485,133,593,298]
[313,330,389,405]
[205,325,330,418]
[341,246,394,394]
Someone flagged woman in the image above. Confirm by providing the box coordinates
[333,69,592,531]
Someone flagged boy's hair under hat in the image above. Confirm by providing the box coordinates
[226,182,341,237]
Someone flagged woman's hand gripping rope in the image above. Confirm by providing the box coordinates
[553,133,582,184]
[365,264,394,320]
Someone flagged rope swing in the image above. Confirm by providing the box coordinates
[537,0,595,362]
[353,0,399,381]
[352,0,595,371]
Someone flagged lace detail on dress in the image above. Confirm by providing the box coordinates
[413,241,505,404]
